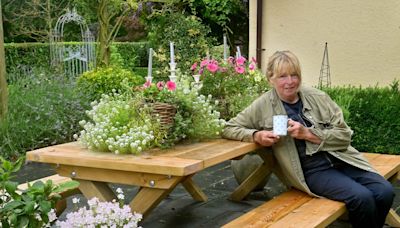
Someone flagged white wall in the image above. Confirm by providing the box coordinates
[250,0,400,87]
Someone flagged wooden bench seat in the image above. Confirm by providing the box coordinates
[18,174,81,215]
[223,153,400,228]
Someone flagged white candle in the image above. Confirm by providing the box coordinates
[170,42,175,64]
[236,46,241,57]
[223,35,227,61]
[147,48,153,77]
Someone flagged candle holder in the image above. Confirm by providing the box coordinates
[169,62,177,82]
[192,74,200,83]
[145,76,153,83]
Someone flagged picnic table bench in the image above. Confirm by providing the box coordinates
[224,152,400,228]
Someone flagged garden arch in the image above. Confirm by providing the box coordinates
[50,8,95,77]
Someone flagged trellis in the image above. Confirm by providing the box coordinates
[50,8,95,77]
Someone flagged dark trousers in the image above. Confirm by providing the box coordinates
[304,159,394,228]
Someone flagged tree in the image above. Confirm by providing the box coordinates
[0,0,8,120]
[74,0,138,67]
[2,0,70,42]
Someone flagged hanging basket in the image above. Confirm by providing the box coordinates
[149,102,177,131]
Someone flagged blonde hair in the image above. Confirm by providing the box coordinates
[266,51,302,81]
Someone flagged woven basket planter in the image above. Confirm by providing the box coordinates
[149,102,177,131]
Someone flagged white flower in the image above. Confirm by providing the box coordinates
[72,198,80,204]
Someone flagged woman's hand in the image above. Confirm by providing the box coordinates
[253,130,280,147]
[287,119,321,144]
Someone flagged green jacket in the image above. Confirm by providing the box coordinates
[222,86,375,196]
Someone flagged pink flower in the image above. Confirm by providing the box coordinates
[156,81,164,90]
[200,59,209,68]
[143,80,151,88]
[249,63,256,71]
[228,56,235,65]
[235,66,245,74]
[190,62,198,71]
[236,56,246,65]
[207,62,219,73]
[251,57,257,64]
[166,81,176,91]
[199,68,204,75]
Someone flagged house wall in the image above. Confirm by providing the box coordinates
[249,0,400,87]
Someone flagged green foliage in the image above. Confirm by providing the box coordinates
[193,56,269,119]
[0,73,91,160]
[0,156,78,227]
[147,11,213,78]
[112,42,149,69]
[5,43,50,83]
[184,0,240,33]
[4,42,150,82]
[323,83,400,154]
[77,66,145,101]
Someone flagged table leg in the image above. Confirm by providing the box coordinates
[230,151,276,201]
[77,179,116,202]
[130,176,183,218]
[182,175,208,201]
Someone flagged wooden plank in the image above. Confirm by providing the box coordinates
[223,190,312,228]
[78,180,115,202]
[129,177,183,218]
[18,174,72,190]
[364,153,400,179]
[269,197,346,228]
[26,142,203,176]
[158,139,261,168]
[386,208,400,227]
[181,175,208,201]
[230,160,272,201]
[56,165,181,189]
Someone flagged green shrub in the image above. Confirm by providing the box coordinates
[0,74,91,160]
[77,66,145,101]
[323,83,400,154]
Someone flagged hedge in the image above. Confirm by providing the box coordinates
[323,82,400,154]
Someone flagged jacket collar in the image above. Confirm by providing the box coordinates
[270,86,313,113]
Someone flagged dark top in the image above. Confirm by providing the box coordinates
[282,98,341,176]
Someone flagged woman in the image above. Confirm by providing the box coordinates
[223,51,394,228]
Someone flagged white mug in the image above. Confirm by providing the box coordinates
[273,115,288,136]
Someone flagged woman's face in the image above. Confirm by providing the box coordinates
[270,70,301,103]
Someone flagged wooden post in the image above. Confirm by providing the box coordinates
[0,0,8,120]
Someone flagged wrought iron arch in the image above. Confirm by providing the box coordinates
[50,8,95,77]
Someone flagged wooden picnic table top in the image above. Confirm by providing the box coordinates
[26,139,261,177]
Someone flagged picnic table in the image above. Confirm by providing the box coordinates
[26,139,262,218]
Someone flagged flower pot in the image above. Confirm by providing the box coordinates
[149,102,176,131]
